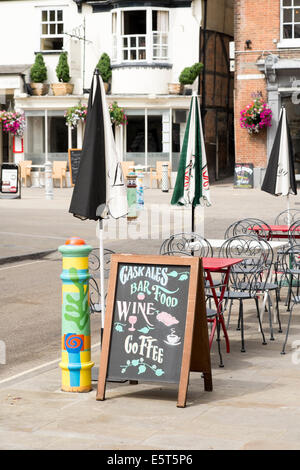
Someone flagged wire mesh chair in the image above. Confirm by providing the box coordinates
[214,235,272,352]
[88,248,115,314]
[159,244,228,367]
[159,232,213,257]
[275,209,300,225]
[224,218,273,241]
[280,244,300,354]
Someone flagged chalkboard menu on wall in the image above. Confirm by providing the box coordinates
[97,254,212,408]
[68,148,82,186]
[234,163,254,188]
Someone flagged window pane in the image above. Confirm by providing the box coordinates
[126,116,145,152]
[284,8,293,22]
[283,24,293,37]
[138,50,146,60]
[148,116,162,152]
[50,24,56,34]
[295,0,300,5]
[48,117,68,153]
[295,8,300,21]
[130,37,136,47]
[123,10,146,35]
[295,23,300,36]
[42,10,47,21]
[139,36,145,47]
[123,37,128,47]
[283,0,292,5]
[42,24,48,35]
[130,50,137,60]
[57,10,63,21]
[49,10,55,21]
[123,50,128,60]
[57,23,63,34]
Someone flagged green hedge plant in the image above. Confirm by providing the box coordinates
[179,62,203,85]
[96,53,112,83]
[30,53,48,83]
[56,52,71,83]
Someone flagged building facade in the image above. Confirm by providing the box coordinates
[235,0,300,187]
[0,0,233,184]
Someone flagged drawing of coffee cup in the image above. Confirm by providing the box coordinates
[167,329,180,344]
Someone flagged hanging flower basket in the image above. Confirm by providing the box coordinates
[0,111,26,137]
[109,101,127,126]
[64,104,88,129]
[240,98,272,135]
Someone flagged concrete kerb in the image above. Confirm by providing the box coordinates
[0,249,57,266]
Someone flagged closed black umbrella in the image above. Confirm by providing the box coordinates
[261,106,297,223]
[69,69,127,330]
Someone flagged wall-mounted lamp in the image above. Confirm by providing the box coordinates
[245,40,252,50]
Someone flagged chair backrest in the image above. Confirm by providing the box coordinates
[224,218,273,241]
[275,209,300,225]
[53,161,67,176]
[160,232,213,258]
[219,235,273,294]
[19,160,32,177]
[280,243,300,280]
[121,161,134,179]
[288,220,300,245]
[155,161,171,176]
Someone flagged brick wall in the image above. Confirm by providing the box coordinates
[234,0,280,167]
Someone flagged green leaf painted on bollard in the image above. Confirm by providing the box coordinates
[63,267,90,332]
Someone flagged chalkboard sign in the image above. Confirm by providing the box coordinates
[234,163,254,188]
[97,254,212,408]
[68,148,82,186]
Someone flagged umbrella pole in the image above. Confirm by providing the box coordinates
[99,219,105,336]
[192,205,195,233]
[287,194,291,227]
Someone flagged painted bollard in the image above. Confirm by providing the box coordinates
[127,171,137,220]
[59,237,94,392]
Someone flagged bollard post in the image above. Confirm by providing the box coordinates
[126,171,137,220]
[44,161,53,200]
[136,171,144,210]
[161,163,169,192]
[58,237,94,392]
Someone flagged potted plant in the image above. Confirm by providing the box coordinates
[30,53,49,96]
[240,98,272,134]
[179,62,203,94]
[51,52,74,96]
[96,53,112,93]
[109,102,127,126]
[64,104,88,129]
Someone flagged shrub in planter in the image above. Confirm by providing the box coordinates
[30,53,49,95]
[96,53,112,92]
[51,52,74,95]
[179,62,203,86]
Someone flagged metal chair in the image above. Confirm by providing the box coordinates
[224,218,273,241]
[280,244,300,354]
[88,248,115,314]
[215,235,271,352]
[159,232,213,258]
[275,209,300,225]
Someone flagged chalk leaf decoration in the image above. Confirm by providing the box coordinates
[138,326,155,334]
[167,270,190,281]
[120,358,165,377]
[114,322,126,332]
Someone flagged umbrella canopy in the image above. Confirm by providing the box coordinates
[261,106,297,197]
[69,71,127,221]
[69,70,127,332]
[171,92,211,231]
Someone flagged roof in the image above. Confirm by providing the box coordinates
[0,65,32,75]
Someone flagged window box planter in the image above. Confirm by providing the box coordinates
[30,83,50,96]
[168,83,183,95]
[51,83,74,96]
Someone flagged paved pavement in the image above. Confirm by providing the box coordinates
[1,181,300,451]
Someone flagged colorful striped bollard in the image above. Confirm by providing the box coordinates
[59,237,94,392]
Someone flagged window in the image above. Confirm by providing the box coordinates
[114,8,169,62]
[281,0,300,40]
[40,9,64,51]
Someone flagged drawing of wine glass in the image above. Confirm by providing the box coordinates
[128,315,137,331]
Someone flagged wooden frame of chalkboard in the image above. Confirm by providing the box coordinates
[68,148,82,186]
[96,254,212,408]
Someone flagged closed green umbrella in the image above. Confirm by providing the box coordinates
[171,92,211,232]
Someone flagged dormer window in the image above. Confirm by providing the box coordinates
[40,8,64,51]
[112,8,169,63]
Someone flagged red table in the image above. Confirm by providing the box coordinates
[252,224,300,240]
[202,257,243,367]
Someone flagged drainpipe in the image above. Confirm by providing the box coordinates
[199,0,208,133]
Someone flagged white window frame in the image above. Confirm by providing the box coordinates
[112,7,169,63]
[40,7,64,51]
[278,0,300,48]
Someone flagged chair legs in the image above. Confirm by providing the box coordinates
[281,302,295,355]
